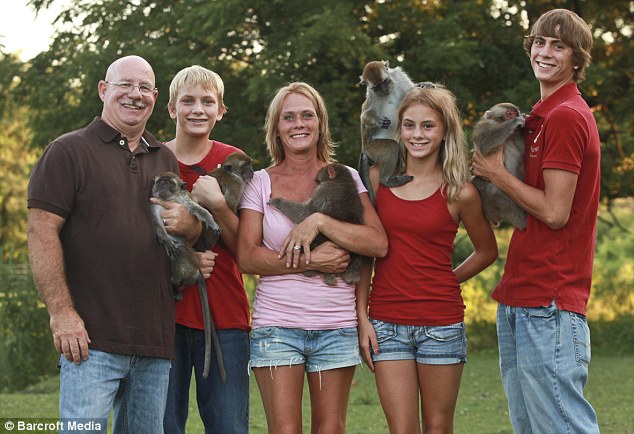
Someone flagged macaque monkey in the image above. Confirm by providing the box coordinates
[269,164,364,285]
[208,152,254,215]
[472,103,527,229]
[150,172,226,381]
[360,60,415,202]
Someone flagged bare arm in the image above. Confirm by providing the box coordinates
[355,260,378,371]
[191,175,239,255]
[472,148,578,229]
[449,182,499,283]
[279,192,388,268]
[27,208,90,364]
[236,209,351,275]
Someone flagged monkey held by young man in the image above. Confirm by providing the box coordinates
[269,164,364,285]
[359,60,415,203]
[472,102,527,229]
[208,152,254,215]
[150,172,226,381]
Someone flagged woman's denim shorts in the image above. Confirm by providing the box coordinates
[370,318,467,364]
[249,326,362,373]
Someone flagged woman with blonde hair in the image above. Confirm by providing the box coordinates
[238,82,387,433]
[357,83,498,433]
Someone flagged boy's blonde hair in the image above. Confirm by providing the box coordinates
[264,82,336,165]
[398,84,468,202]
[168,65,227,113]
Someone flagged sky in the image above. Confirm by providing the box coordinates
[0,1,66,60]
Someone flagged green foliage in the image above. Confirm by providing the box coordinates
[9,0,630,200]
[0,105,39,262]
[0,263,58,392]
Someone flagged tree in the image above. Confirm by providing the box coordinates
[16,0,634,202]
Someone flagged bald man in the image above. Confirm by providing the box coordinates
[27,55,198,434]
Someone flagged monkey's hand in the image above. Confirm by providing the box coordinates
[50,306,91,365]
[358,315,379,372]
[194,250,218,280]
[377,116,391,129]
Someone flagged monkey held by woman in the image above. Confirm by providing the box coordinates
[269,163,365,285]
[150,172,226,381]
[472,102,527,229]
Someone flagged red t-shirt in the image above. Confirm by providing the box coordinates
[492,83,601,315]
[369,185,464,326]
[175,141,251,331]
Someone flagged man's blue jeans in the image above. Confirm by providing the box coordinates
[163,326,250,434]
[497,301,600,434]
[59,349,170,434]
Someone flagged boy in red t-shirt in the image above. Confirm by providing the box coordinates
[159,65,251,434]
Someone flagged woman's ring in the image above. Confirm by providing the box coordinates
[293,245,302,251]
[163,218,167,226]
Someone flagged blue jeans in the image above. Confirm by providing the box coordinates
[164,326,250,434]
[59,349,170,434]
[497,301,600,434]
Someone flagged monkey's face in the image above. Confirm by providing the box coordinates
[151,172,187,200]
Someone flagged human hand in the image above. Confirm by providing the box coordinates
[279,213,323,268]
[150,198,201,239]
[472,147,505,182]
[302,241,350,274]
[357,316,379,371]
[50,307,91,365]
[191,175,227,212]
[194,250,218,279]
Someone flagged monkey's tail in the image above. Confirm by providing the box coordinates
[196,275,227,382]
[359,151,376,204]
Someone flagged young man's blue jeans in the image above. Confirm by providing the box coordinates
[163,326,250,434]
[59,349,170,434]
[497,301,600,434]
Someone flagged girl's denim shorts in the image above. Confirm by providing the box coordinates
[370,318,467,364]
[249,326,362,372]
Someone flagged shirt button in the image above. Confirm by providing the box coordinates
[119,140,126,146]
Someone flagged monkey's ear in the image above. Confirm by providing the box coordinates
[224,163,234,173]
[484,110,493,119]
[359,76,366,86]
[180,181,188,190]
[383,60,389,69]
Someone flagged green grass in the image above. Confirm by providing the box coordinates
[2,353,632,433]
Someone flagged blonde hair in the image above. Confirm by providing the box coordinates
[264,82,336,165]
[168,65,227,114]
[398,84,468,202]
[523,9,593,83]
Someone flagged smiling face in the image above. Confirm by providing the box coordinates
[99,56,157,137]
[530,34,575,97]
[168,84,224,138]
[276,93,319,156]
[400,102,445,163]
